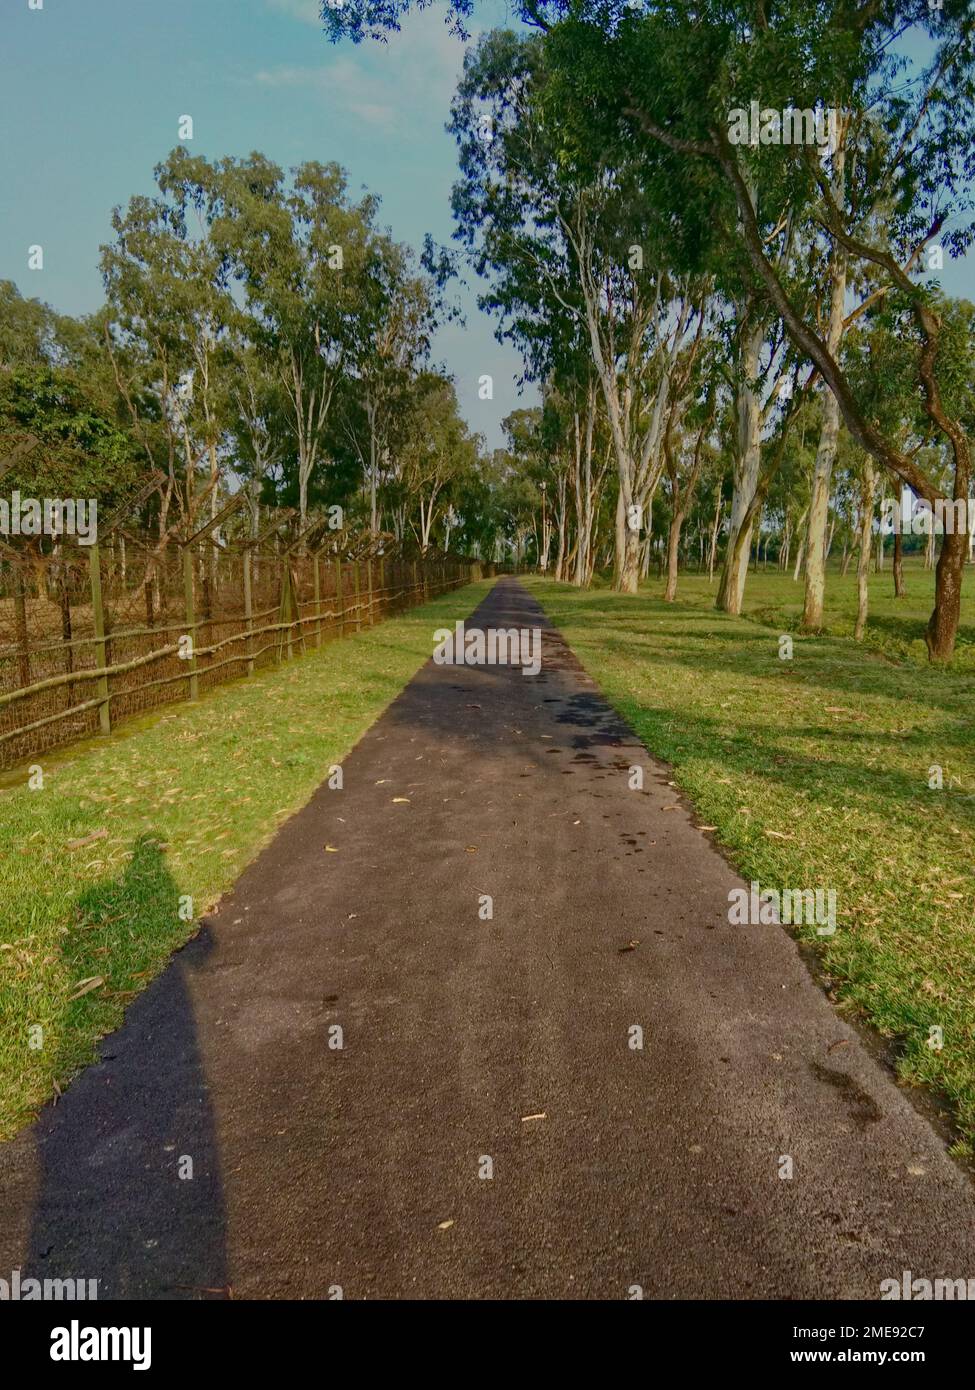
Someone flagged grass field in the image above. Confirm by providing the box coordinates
[674,555,975,668]
[527,563,975,1151]
[0,579,492,1140]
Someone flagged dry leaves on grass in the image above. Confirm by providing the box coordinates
[66,829,108,852]
[67,976,104,1003]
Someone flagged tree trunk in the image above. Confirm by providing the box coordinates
[719,509,756,613]
[664,513,682,602]
[615,490,640,592]
[927,524,966,661]
[893,523,906,597]
[717,318,762,614]
[802,145,846,630]
[854,461,875,641]
[707,490,722,582]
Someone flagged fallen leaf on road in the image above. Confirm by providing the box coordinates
[619,940,640,953]
[521,1113,546,1123]
[392,797,410,804]
[827,1039,850,1054]
[465,845,477,853]
[66,829,108,851]
[437,1220,455,1230]
[324,845,339,853]
[662,805,679,811]
[699,825,717,831]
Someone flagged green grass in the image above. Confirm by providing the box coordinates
[675,555,975,668]
[525,568,975,1151]
[0,580,493,1140]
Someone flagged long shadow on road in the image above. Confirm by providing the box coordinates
[2,577,975,1299]
[0,845,227,1299]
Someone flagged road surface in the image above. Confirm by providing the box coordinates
[2,577,974,1299]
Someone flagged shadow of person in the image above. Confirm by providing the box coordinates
[5,838,228,1300]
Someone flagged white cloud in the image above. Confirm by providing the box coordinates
[255,62,397,129]
[254,8,468,133]
[265,0,325,26]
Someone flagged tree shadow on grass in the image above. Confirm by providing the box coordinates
[545,588,975,721]
[531,590,975,832]
[1,837,228,1300]
[613,690,973,831]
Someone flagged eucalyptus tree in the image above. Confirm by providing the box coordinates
[329,0,975,654]
[449,27,710,591]
[101,203,208,558]
[569,0,975,657]
[207,154,380,529]
[341,234,440,534]
[661,361,719,603]
[399,374,479,552]
[222,332,289,539]
[100,149,243,563]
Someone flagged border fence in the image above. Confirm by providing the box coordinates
[0,502,492,771]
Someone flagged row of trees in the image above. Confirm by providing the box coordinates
[1,150,533,589]
[330,0,975,659]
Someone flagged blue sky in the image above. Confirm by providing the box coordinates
[0,0,531,450]
[1,1,971,454]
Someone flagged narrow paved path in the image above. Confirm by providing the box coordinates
[3,578,974,1299]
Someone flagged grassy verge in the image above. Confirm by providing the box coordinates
[0,579,493,1139]
[525,572,975,1150]
[673,556,975,669]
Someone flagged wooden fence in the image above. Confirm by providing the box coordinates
[0,530,486,771]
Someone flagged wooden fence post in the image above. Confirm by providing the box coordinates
[379,555,386,618]
[182,541,200,701]
[335,556,344,637]
[366,557,374,626]
[354,561,361,632]
[283,558,295,660]
[57,561,75,708]
[12,561,31,692]
[89,542,112,733]
[243,548,255,677]
[313,553,322,647]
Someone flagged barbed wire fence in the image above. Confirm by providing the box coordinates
[0,472,492,771]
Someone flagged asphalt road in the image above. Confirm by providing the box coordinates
[2,576,974,1300]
